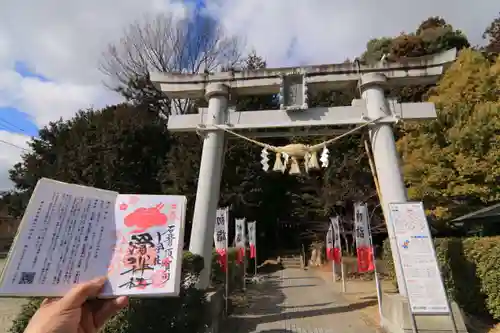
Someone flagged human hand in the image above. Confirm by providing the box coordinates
[24,277,129,333]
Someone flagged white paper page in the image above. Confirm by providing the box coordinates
[0,178,118,297]
[389,202,450,314]
[107,194,186,297]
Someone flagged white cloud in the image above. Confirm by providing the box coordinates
[0,70,122,126]
[0,0,499,192]
[0,0,187,84]
[0,131,30,191]
[0,0,188,190]
[0,0,190,127]
[209,0,499,66]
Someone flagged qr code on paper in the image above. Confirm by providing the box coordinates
[18,272,36,285]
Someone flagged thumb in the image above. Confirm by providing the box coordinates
[58,277,107,310]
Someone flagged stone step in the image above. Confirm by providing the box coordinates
[281,259,301,263]
[279,256,303,268]
[280,260,301,265]
[282,263,302,267]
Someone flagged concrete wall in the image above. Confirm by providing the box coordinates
[381,292,468,333]
[205,288,225,333]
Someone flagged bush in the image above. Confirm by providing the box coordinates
[211,247,245,291]
[383,237,500,319]
[9,252,208,333]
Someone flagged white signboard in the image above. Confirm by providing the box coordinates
[214,208,228,250]
[388,202,450,314]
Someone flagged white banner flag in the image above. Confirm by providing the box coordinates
[354,202,374,272]
[234,218,246,249]
[331,216,341,250]
[354,202,371,248]
[326,224,333,249]
[214,207,228,250]
[247,221,256,246]
[247,221,257,259]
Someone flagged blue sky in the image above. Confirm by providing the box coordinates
[0,63,45,137]
[0,0,498,192]
[0,0,207,140]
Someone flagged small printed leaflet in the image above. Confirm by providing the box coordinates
[247,221,257,259]
[354,202,374,273]
[331,217,342,264]
[388,202,450,314]
[234,218,246,264]
[0,178,186,298]
[213,208,229,272]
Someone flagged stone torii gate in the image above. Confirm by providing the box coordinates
[151,49,457,290]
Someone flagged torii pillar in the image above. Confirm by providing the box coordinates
[361,73,408,292]
[151,48,457,291]
[190,83,228,288]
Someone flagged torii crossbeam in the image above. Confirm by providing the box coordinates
[151,48,457,290]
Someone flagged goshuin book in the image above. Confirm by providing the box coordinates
[0,178,187,298]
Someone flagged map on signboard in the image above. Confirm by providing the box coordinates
[388,202,450,314]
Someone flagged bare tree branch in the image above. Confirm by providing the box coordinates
[100,12,244,116]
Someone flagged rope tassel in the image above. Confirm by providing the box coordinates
[273,152,284,172]
[282,153,290,173]
[289,157,301,175]
[320,147,330,168]
[306,151,320,170]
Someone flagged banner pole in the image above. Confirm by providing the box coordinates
[254,244,258,277]
[243,251,246,292]
[340,258,346,293]
[225,208,229,315]
[332,257,336,282]
[367,212,383,325]
[339,218,346,293]
[243,219,246,293]
[254,222,258,276]
[331,219,337,283]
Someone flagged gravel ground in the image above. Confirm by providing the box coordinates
[0,258,28,333]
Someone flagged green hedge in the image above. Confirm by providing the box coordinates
[10,252,208,333]
[383,237,500,319]
[211,247,244,291]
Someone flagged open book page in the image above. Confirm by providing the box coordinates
[107,194,186,297]
[0,178,118,297]
[0,179,187,298]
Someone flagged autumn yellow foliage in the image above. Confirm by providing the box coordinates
[398,49,500,220]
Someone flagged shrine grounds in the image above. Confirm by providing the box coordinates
[0,258,27,333]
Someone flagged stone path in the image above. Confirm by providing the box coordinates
[223,268,378,333]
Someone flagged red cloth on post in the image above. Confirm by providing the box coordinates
[356,246,375,273]
[216,248,227,272]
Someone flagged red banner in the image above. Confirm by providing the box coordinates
[333,248,342,264]
[250,244,256,258]
[216,248,227,272]
[236,247,245,264]
[356,246,375,273]
[326,247,333,261]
